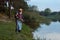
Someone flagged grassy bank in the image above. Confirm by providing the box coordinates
[0,21,33,40]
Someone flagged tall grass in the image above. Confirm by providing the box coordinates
[0,21,33,40]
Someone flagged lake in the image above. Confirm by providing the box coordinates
[32,21,60,40]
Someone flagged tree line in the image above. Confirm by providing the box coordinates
[39,8,60,21]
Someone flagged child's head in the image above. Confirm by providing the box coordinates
[19,8,23,12]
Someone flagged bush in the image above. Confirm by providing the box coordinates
[23,11,40,29]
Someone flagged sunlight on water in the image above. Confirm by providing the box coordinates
[33,21,60,40]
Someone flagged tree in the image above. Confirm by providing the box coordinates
[0,0,11,18]
[28,5,38,12]
[13,0,28,11]
[58,11,60,15]
[0,0,5,12]
[44,8,51,16]
[40,11,45,16]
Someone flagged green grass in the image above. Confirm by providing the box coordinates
[0,21,33,40]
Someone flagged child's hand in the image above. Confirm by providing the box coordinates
[19,18,24,22]
[21,19,24,22]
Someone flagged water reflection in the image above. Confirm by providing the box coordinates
[33,21,60,40]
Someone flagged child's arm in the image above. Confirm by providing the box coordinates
[16,13,18,18]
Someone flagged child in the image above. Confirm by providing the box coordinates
[15,8,24,32]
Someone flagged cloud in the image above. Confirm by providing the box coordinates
[33,32,60,40]
[44,33,60,40]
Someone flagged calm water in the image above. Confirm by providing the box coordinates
[33,21,60,40]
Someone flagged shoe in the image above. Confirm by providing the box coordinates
[18,30,21,32]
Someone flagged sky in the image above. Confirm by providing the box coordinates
[27,0,60,12]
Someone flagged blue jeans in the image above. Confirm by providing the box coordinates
[16,20,22,31]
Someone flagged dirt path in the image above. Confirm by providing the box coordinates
[0,14,11,22]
